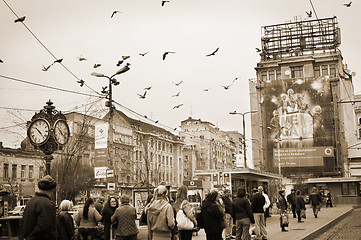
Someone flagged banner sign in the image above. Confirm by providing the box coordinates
[273,146,334,167]
[94,148,109,167]
[95,122,108,149]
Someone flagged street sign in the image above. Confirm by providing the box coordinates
[94,167,107,179]
[107,183,115,191]
[106,169,114,178]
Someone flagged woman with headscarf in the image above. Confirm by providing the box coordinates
[74,198,102,240]
[102,196,119,240]
[201,190,225,240]
[57,200,75,240]
[173,185,197,240]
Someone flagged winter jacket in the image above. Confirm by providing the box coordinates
[23,192,58,240]
[231,196,255,224]
[278,196,288,214]
[309,191,323,206]
[251,193,265,213]
[57,211,75,240]
[286,193,296,206]
[295,196,306,211]
[222,195,232,214]
[111,203,139,237]
[102,204,118,240]
[201,198,225,234]
[74,206,102,228]
[147,198,175,233]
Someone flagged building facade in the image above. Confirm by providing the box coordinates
[250,16,357,179]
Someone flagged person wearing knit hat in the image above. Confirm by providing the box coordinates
[23,175,58,240]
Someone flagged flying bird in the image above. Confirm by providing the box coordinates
[221,84,232,90]
[42,65,52,71]
[111,11,122,18]
[255,48,261,52]
[155,120,159,123]
[206,47,219,57]
[144,86,152,90]
[77,55,87,61]
[173,104,183,109]
[115,63,131,75]
[203,88,210,92]
[77,80,84,87]
[138,91,147,99]
[111,78,120,85]
[101,86,108,94]
[139,51,149,56]
[93,64,101,68]
[306,11,312,17]
[53,59,63,64]
[116,60,124,66]
[0,59,3,63]
[173,80,183,86]
[232,77,239,83]
[161,1,170,6]
[162,51,175,60]
[172,92,180,97]
[344,1,352,7]
[14,16,26,23]
[122,56,130,60]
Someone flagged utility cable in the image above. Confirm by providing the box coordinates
[2,0,100,96]
[0,74,104,99]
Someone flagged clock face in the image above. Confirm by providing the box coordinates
[28,119,50,145]
[54,119,70,145]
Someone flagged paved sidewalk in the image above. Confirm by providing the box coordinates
[192,204,353,240]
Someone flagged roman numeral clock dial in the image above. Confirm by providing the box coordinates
[28,118,50,145]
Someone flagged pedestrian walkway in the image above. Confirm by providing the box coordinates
[192,204,353,240]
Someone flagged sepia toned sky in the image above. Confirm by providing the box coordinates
[1,0,361,151]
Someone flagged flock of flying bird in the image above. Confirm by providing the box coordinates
[1,0,355,114]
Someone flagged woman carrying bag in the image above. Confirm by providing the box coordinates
[173,185,197,240]
[278,190,288,232]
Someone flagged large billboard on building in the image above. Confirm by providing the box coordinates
[263,76,334,168]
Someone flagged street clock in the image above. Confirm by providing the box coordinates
[27,118,50,146]
[54,119,70,145]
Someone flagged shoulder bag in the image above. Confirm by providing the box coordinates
[176,201,194,230]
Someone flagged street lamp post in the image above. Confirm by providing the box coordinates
[229,110,257,168]
[91,63,130,188]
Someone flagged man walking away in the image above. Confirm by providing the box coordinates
[309,187,322,218]
[251,187,267,240]
[258,186,270,225]
[286,189,296,218]
[23,175,58,240]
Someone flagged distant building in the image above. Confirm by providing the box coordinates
[348,94,361,176]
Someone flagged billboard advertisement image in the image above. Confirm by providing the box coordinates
[263,76,334,168]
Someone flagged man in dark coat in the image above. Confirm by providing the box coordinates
[309,187,323,218]
[251,187,267,240]
[23,175,58,240]
[221,189,233,240]
[286,189,297,218]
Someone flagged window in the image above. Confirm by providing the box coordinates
[3,163,9,178]
[29,165,34,179]
[314,66,320,77]
[21,165,26,179]
[269,70,275,81]
[261,71,267,82]
[291,66,303,78]
[341,182,357,196]
[321,65,328,76]
[359,128,361,138]
[330,64,336,76]
[276,70,281,80]
[359,118,361,125]
[12,164,17,179]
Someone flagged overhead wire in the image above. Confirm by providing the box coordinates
[1,0,101,96]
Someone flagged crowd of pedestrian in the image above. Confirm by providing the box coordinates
[22,175,333,240]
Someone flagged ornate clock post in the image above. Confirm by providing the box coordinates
[27,100,70,175]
